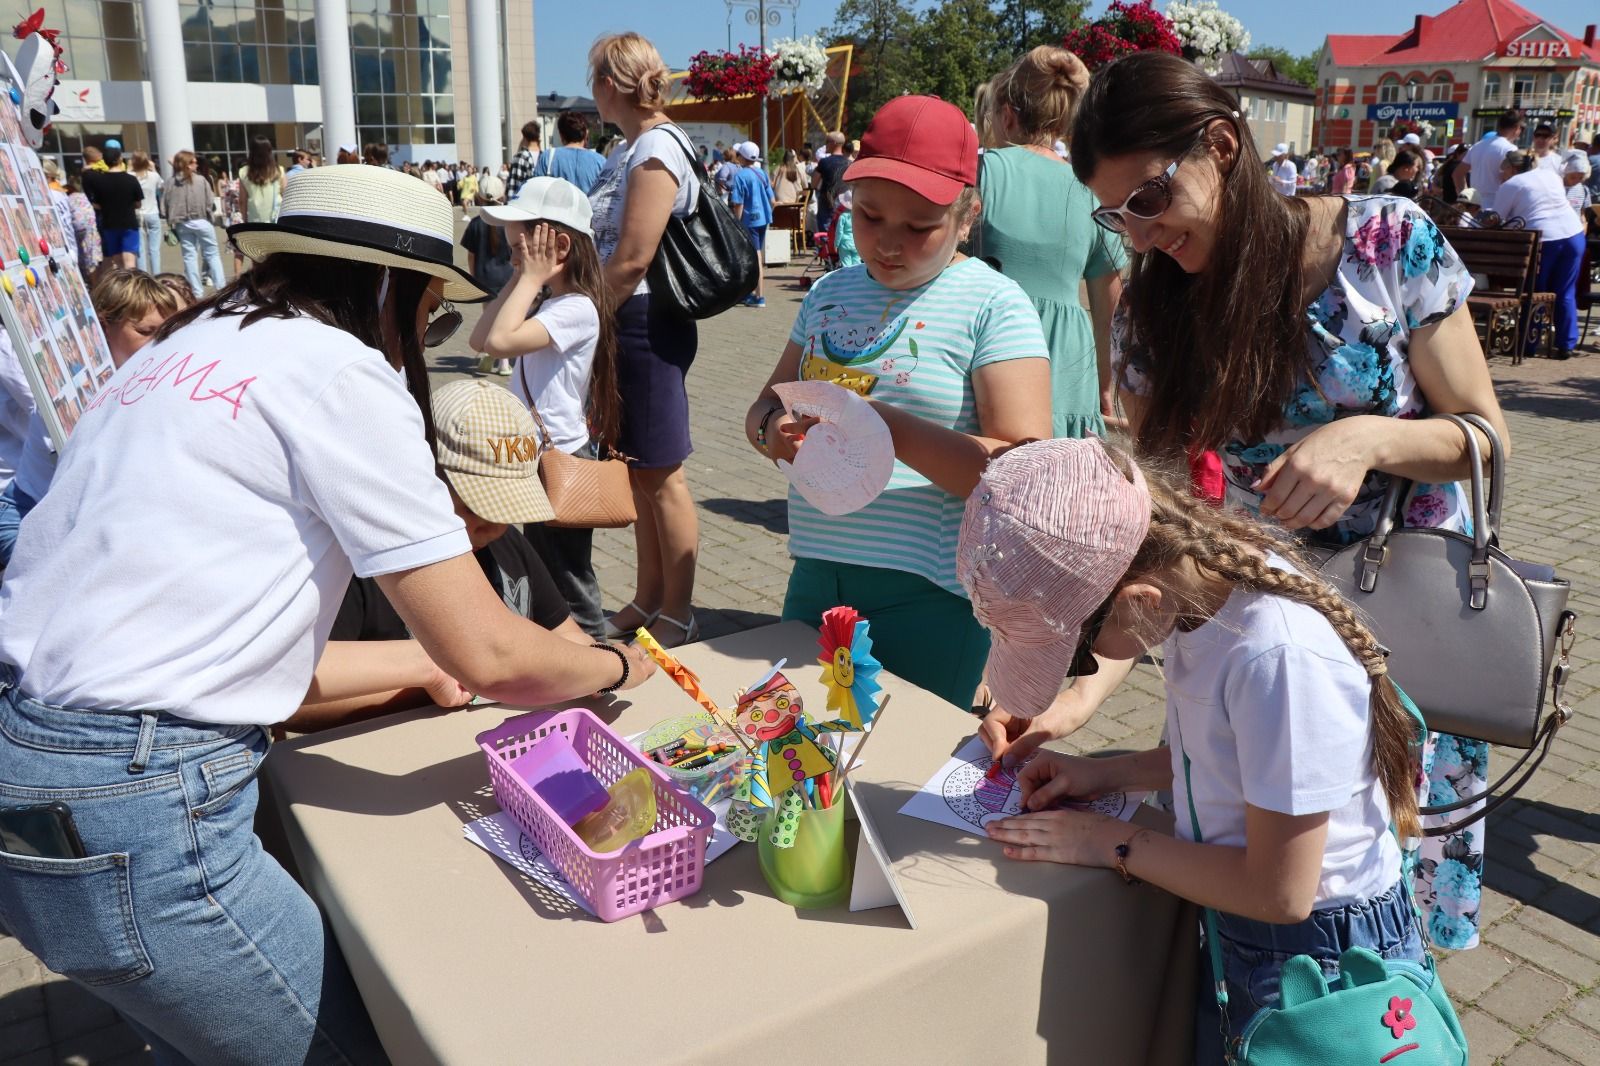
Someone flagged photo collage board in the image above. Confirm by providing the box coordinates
[0,93,114,452]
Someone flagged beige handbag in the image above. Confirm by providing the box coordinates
[1317,414,1577,833]
[518,362,635,529]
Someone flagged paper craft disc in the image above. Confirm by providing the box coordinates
[772,380,894,517]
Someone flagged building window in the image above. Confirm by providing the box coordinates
[58,0,149,82]
[1378,76,1401,103]
[1548,72,1565,99]
[179,0,316,85]
[355,6,455,154]
[1430,74,1451,102]
[1485,73,1502,101]
[1513,73,1535,99]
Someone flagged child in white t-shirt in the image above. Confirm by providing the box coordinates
[468,176,618,636]
[961,438,1430,1065]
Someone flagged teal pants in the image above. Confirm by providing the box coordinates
[782,557,990,710]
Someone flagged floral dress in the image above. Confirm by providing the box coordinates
[1115,195,1488,950]
[66,190,100,276]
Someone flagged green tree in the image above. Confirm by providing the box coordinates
[1246,44,1320,88]
[913,0,1005,117]
[996,0,1089,55]
[828,0,921,134]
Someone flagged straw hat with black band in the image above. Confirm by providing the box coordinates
[228,164,489,302]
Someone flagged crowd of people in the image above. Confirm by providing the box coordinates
[0,25,1594,1066]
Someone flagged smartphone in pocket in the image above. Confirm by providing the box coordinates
[0,801,89,858]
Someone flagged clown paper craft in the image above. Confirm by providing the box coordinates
[816,606,883,731]
[728,665,851,811]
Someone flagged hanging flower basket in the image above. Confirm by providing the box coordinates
[1167,1,1250,74]
[685,45,776,100]
[1062,1,1183,71]
[771,36,828,93]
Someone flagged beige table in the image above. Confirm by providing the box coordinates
[264,622,1196,1065]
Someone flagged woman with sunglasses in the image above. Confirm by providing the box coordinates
[983,51,1508,954]
[0,165,655,1064]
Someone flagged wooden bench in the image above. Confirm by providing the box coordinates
[1440,225,1554,364]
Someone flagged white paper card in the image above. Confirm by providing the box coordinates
[846,779,916,927]
[899,735,1149,838]
[772,380,894,516]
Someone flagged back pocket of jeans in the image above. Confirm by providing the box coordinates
[0,849,153,986]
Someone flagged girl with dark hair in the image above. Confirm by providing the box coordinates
[235,135,284,275]
[986,49,1509,956]
[0,165,654,1062]
[470,177,622,636]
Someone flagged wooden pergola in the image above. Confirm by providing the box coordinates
[662,44,852,154]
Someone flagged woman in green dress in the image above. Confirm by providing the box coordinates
[976,45,1124,439]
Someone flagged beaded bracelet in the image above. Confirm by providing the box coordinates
[755,403,783,452]
[592,643,629,694]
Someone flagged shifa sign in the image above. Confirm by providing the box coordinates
[1504,40,1572,57]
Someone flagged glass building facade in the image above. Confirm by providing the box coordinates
[43,0,463,174]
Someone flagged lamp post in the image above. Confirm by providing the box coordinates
[726,0,799,160]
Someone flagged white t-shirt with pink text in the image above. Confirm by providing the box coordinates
[0,311,470,725]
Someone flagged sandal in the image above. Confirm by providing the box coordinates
[604,601,659,641]
[650,612,700,649]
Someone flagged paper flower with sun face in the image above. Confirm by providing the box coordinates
[817,606,883,731]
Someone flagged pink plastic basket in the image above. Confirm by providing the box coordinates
[476,708,715,922]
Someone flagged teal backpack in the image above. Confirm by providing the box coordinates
[1177,686,1469,1066]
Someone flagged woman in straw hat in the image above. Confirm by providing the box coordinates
[0,164,656,1063]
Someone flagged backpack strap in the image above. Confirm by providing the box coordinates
[1173,715,1234,1055]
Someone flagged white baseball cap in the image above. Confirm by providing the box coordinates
[735,141,761,162]
[480,175,594,237]
[1401,133,1422,146]
[1273,142,1289,156]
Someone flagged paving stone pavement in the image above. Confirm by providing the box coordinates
[4,241,1600,1062]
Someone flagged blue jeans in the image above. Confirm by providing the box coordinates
[0,669,388,1065]
[1194,880,1425,1066]
[1531,230,1586,352]
[175,219,225,299]
[137,212,163,274]
[0,479,38,567]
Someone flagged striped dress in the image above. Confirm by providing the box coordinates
[785,256,1048,595]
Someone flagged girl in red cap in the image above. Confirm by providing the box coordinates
[744,95,1051,709]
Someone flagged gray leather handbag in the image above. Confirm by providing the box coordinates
[1318,414,1577,833]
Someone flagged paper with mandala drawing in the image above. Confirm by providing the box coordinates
[772,379,894,516]
[899,736,1149,837]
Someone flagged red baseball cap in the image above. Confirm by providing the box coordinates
[842,95,977,206]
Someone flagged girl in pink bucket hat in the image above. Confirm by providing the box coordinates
[957,437,1433,1063]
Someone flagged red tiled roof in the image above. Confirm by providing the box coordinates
[1324,0,1600,67]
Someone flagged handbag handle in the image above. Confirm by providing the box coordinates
[1359,413,1500,609]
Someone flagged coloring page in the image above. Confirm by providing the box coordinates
[899,735,1148,838]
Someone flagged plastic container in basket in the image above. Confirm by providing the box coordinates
[477,707,715,922]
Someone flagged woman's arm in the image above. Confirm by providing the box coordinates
[1256,304,1509,529]
[1086,272,1123,426]
[601,159,680,295]
[377,554,655,704]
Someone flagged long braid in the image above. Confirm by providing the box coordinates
[1115,448,1423,838]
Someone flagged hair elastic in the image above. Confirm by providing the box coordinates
[1230,110,1240,119]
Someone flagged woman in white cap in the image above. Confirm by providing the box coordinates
[0,164,655,1063]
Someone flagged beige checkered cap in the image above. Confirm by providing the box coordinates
[431,379,556,525]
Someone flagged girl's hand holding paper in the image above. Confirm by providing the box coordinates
[1015,751,1113,810]
[986,807,1121,866]
[770,380,895,516]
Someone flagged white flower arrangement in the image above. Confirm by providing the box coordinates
[1167,1,1250,72]
[770,36,829,93]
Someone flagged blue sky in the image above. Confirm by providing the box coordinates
[534,0,1600,96]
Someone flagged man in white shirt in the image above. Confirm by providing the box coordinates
[1464,110,1523,203]
[1270,143,1298,196]
[1531,124,1564,175]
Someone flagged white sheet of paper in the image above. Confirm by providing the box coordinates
[899,735,1149,838]
[846,778,916,927]
[772,380,893,516]
[463,802,739,917]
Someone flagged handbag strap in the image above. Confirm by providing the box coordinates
[1171,714,1236,1058]
[650,123,709,210]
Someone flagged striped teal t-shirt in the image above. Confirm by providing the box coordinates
[785,256,1048,595]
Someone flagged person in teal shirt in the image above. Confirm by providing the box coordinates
[832,188,860,267]
[977,45,1125,439]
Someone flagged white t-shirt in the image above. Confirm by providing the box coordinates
[1163,554,1401,908]
[1272,158,1298,196]
[424,169,443,188]
[0,312,470,725]
[589,125,698,297]
[1492,167,1584,243]
[0,332,35,487]
[134,170,162,219]
[510,293,600,453]
[1535,151,1564,176]
[1464,134,1517,201]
